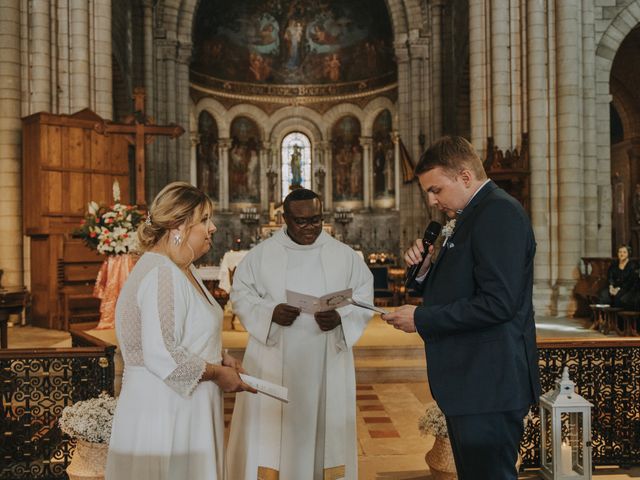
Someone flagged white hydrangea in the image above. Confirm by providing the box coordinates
[58,393,117,444]
[418,402,449,438]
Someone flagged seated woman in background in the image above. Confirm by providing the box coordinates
[598,244,638,309]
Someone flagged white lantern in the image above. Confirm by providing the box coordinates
[539,367,593,479]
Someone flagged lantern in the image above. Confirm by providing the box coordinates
[539,367,593,479]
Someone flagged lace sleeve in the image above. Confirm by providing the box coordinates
[140,265,206,397]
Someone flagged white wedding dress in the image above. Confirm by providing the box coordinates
[106,252,224,480]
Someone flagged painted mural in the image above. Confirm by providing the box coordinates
[332,116,363,202]
[192,0,395,85]
[229,117,261,203]
[372,109,394,199]
[196,112,219,201]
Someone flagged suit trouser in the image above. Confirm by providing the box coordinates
[445,407,529,480]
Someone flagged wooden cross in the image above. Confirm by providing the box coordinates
[94,87,185,205]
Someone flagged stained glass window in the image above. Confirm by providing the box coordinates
[281,132,312,200]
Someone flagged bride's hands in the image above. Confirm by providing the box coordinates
[222,350,245,373]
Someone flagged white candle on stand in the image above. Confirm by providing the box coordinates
[560,442,575,475]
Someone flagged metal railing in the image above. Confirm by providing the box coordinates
[0,345,115,480]
[521,338,640,468]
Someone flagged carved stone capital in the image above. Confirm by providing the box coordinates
[177,43,192,65]
[218,137,232,149]
[156,40,178,60]
[359,135,374,147]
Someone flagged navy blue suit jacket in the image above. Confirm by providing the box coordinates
[414,181,541,416]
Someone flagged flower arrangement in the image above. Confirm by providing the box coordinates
[441,219,456,238]
[58,392,117,444]
[418,403,449,438]
[75,181,144,255]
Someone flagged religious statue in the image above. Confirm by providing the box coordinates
[374,141,386,195]
[290,144,303,187]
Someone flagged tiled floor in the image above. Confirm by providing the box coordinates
[5,317,640,478]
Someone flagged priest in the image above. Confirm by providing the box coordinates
[226,188,373,480]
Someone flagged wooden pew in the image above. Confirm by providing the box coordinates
[57,239,103,330]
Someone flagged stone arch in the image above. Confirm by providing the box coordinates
[224,104,270,139]
[362,97,396,136]
[266,107,325,139]
[611,78,640,139]
[323,103,365,138]
[595,2,640,141]
[595,3,640,70]
[194,97,230,136]
[269,116,324,147]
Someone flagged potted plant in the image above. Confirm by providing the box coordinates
[59,393,116,480]
[418,402,457,480]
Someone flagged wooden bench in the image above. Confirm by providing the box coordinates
[58,239,103,330]
[615,311,640,336]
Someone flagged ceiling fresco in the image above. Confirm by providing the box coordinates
[191,0,396,93]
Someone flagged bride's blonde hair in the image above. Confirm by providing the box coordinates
[137,182,213,252]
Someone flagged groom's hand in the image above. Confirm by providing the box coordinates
[382,305,417,333]
[404,240,435,277]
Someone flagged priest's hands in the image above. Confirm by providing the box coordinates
[405,239,436,278]
[382,305,417,333]
[272,303,301,326]
[315,309,341,331]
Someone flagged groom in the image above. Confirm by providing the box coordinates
[383,136,540,480]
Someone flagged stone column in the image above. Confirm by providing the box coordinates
[360,136,373,209]
[555,0,582,316]
[165,42,178,181]
[408,35,426,158]
[153,40,176,191]
[491,0,511,149]
[0,0,23,287]
[394,41,411,158]
[469,0,488,153]
[393,131,401,211]
[429,1,444,141]
[189,132,198,186]
[218,138,231,211]
[322,141,333,211]
[176,43,192,181]
[527,0,553,314]
[581,1,598,256]
[143,1,155,119]
[93,0,112,118]
[29,0,51,111]
[260,141,271,212]
[70,0,90,111]
[509,0,523,146]
[56,0,71,113]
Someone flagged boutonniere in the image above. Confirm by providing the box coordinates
[441,219,456,238]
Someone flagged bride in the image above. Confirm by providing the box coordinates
[106,181,255,480]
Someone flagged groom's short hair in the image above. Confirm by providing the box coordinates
[415,135,487,180]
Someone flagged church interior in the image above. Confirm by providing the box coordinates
[1,0,640,478]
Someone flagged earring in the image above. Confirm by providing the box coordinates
[173,233,182,246]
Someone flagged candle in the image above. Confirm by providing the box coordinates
[560,442,574,475]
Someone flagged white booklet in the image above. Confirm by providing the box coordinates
[286,288,353,313]
[240,373,289,403]
[347,298,389,315]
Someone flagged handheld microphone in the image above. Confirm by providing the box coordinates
[405,221,442,288]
